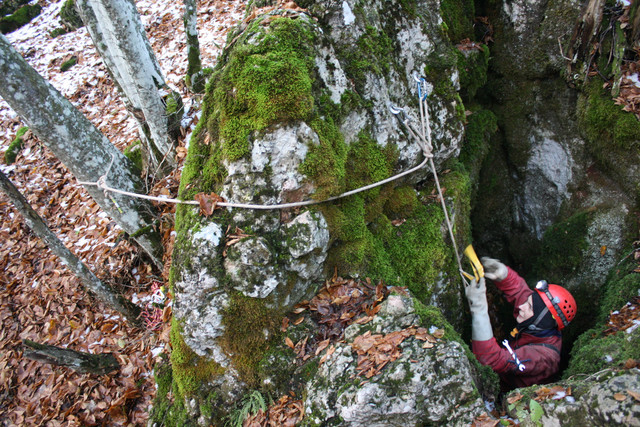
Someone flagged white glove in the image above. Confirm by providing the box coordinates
[481,257,508,281]
[465,278,493,341]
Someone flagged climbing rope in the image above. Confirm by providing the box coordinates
[78,153,429,210]
[79,71,469,285]
[389,72,469,286]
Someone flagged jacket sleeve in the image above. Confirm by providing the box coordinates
[472,338,512,374]
[494,267,534,314]
[472,339,560,378]
[514,344,561,378]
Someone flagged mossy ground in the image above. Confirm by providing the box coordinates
[0,3,41,34]
[579,80,640,153]
[563,251,640,378]
[4,126,28,165]
[60,56,77,72]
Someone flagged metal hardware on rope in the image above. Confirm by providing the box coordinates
[389,72,469,286]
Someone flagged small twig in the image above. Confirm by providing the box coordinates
[558,36,575,62]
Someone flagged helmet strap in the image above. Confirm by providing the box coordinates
[524,306,550,333]
[541,289,569,327]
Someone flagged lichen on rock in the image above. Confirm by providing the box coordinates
[304,294,485,426]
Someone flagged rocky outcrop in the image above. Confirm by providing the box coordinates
[169,0,471,411]
[305,294,485,426]
[157,0,640,425]
[505,369,640,426]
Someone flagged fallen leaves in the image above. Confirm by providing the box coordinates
[243,393,304,427]
[351,326,442,378]
[0,0,247,424]
[604,296,640,336]
[284,274,390,360]
[282,274,444,379]
[471,412,500,427]
[612,48,640,119]
[224,225,252,256]
[533,385,572,402]
[456,38,485,52]
[194,191,225,216]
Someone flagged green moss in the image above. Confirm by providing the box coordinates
[0,3,41,34]
[564,326,640,378]
[208,17,315,163]
[384,185,418,218]
[177,16,318,201]
[563,242,640,378]
[534,210,593,279]
[219,292,283,386]
[59,56,77,72]
[459,108,497,182]
[59,0,83,30]
[4,126,28,165]
[578,81,640,157]
[49,27,67,38]
[299,116,347,200]
[456,45,490,100]
[170,319,224,399]
[424,43,460,98]
[335,24,395,92]
[599,270,640,323]
[123,140,143,172]
[413,299,500,397]
[149,357,193,426]
[439,0,475,43]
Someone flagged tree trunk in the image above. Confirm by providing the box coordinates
[22,340,119,375]
[0,34,164,269]
[568,0,605,64]
[0,170,142,324]
[184,0,204,93]
[76,0,180,176]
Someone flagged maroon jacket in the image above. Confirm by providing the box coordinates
[472,267,562,389]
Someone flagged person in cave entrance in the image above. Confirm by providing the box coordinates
[464,257,577,390]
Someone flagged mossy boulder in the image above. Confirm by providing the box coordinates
[0,0,30,17]
[304,294,485,425]
[59,0,83,31]
[163,0,483,423]
[0,2,41,34]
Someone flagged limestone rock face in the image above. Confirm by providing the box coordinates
[307,0,465,177]
[506,370,640,426]
[473,0,638,297]
[304,295,484,426]
[172,0,467,373]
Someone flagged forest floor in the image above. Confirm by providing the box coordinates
[0,0,245,425]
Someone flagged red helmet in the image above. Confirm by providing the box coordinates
[535,280,577,330]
